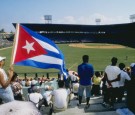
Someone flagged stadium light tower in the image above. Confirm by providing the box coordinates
[44,15,52,24]
[95,18,101,25]
[130,14,135,23]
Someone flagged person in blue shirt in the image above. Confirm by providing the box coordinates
[77,55,94,109]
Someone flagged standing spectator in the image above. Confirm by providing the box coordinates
[127,63,135,113]
[0,56,14,103]
[11,72,24,101]
[118,63,131,102]
[77,55,94,109]
[104,57,121,108]
[91,71,102,96]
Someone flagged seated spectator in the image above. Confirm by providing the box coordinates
[72,82,79,97]
[28,80,38,94]
[43,85,54,106]
[28,86,48,110]
[70,72,79,88]
[11,72,24,101]
[49,80,70,115]
[21,79,25,86]
[25,78,31,87]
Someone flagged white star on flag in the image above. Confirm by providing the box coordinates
[22,40,35,54]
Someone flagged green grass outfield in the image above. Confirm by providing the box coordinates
[0,43,135,77]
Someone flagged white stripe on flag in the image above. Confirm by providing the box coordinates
[29,55,63,65]
[33,37,60,54]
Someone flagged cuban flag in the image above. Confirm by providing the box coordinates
[12,24,68,79]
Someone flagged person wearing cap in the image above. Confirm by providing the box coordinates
[0,56,14,103]
[43,85,53,106]
[28,79,38,94]
[28,86,48,110]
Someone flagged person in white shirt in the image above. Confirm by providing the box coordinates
[28,86,48,110]
[43,85,53,106]
[104,57,121,108]
[0,56,14,103]
[118,63,131,102]
[49,80,70,115]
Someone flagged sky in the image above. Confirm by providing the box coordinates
[1,0,135,32]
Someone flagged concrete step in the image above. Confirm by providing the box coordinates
[40,95,127,115]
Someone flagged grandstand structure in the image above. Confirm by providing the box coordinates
[13,22,135,48]
[0,33,13,48]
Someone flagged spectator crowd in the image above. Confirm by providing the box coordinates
[0,55,135,115]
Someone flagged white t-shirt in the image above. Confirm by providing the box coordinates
[43,91,52,104]
[72,83,79,93]
[21,81,26,86]
[119,70,131,87]
[105,65,121,88]
[51,88,70,108]
[29,92,43,104]
[70,74,78,82]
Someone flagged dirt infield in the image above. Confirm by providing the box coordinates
[69,43,126,49]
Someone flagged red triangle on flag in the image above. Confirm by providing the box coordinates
[14,25,47,63]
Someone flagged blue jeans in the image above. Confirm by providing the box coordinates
[0,86,14,103]
[78,85,91,98]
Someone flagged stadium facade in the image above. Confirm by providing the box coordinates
[13,22,135,48]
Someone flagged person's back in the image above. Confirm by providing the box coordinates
[119,63,131,87]
[105,57,121,88]
[77,55,94,109]
[78,55,94,86]
[49,80,70,115]
[91,71,102,96]
[104,57,121,108]
[28,86,48,110]
[52,88,69,108]
[127,63,135,113]
[29,86,43,104]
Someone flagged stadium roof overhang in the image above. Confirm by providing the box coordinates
[13,22,135,48]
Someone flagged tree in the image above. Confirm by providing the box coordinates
[0,29,5,33]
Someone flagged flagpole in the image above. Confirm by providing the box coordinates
[10,23,19,66]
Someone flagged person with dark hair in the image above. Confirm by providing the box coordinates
[117,63,131,102]
[91,71,102,96]
[77,55,94,109]
[49,80,70,115]
[11,72,24,101]
[127,63,135,113]
[104,57,121,109]
[0,56,14,103]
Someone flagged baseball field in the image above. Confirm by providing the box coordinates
[0,43,135,77]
